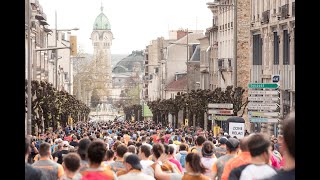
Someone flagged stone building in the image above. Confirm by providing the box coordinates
[207,0,251,130]
[250,0,295,134]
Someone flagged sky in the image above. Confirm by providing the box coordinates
[39,0,213,55]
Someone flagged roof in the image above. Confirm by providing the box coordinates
[93,6,111,30]
[112,51,144,73]
[165,75,188,91]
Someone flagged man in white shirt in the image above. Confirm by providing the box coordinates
[118,154,154,180]
[138,145,154,174]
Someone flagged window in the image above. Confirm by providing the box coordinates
[283,30,290,65]
[273,32,279,65]
[253,34,262,65]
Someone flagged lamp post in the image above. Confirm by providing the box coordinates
[27,0,32,135]
[207,1,237,87]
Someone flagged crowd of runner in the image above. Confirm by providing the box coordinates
[25,111,295,180]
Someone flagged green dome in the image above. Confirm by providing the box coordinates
[93,6,111,30]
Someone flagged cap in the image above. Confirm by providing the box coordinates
[226,138,240,149]
[62,141,69,147]
[219,137,228,144]
[125,154,143,170]
[224,132,229,136]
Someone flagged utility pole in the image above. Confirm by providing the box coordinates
[55,11,59,89]
[27,0,32,135]
[233,0,238,87]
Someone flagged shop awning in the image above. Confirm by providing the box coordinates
[143,104,153,117]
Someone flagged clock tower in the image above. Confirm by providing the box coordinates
[91,4,113,97]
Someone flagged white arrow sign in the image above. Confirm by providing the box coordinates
[208,109,234,115]
[248,111,280,117]
[248,103,279,110]
[208,103,233,109]
[249,118,279,123]
[248,97,280,101]
[248,90,280,95]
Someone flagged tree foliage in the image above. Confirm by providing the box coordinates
[26,80,91,134]
[146,86,248,128]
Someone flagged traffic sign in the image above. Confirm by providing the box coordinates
[213,116,233,121]
[249,118,279,123]
[248,111,280,117]
[272,75,280,83]
[208,103,233,109]
[248,90,280,95]
[208,109,234,115]
[248,83,279,89]
[248,97,280,101]
[248,103,279,110]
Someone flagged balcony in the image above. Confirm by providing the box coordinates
[280,4,289,20]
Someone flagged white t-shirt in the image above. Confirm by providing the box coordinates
[201,157,217,178]
[140,159,154,174]
[240,164,277,180]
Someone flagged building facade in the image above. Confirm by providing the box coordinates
[250,0,295,133]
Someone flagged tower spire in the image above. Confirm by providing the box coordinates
[101,0,103,12]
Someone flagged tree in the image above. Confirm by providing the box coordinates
[91,89,101,108]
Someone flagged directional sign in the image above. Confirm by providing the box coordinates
[248,97,280,102]
[248,111,280,117]
[249,118,279,123]
[248,90,280,95]
[248,83,279,89]
[248,103,279,110]
[208,103,233,109]
[208,109,234,115]
[213,116,233,121]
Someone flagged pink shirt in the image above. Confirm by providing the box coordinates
[271,154,281,169]
[169,158,183,173]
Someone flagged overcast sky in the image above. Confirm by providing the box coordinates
[40,0,213,54]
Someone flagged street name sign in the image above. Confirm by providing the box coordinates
[248,83,279,89]
[248,90,280,95]
[249,118,279,123]
[208,109,234,115]
[248,97,280,101]
[213,115,233,121]
[248,111,280,117]
[248,103,279,110]
[208,103,233,109]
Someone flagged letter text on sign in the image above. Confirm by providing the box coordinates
[228,122,245,139]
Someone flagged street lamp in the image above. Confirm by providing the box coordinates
[207,1,237,87]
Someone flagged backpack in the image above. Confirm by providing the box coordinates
[179,153,187,168]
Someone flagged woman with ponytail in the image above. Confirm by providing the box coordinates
[183,153,210,180]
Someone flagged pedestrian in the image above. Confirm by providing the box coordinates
[229,133,277,180]
[212,137,240,180]
[77,138,91,172]
[118,154,155,180]
[107,144,128,174]
[268,111,295,180]
[182,153,209,180]
[32,142,65,180]
[175,143,188,172]
[25,136,47,180]
[215,136,228,158]
[201,141,217,178]
[80,140,117,179]
[221,135,251,180]
[61,153,82,180]
[103,149,115,166]
[54,141,70,164]
[138,145,154,174]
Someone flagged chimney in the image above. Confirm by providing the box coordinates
[177,29,188,40]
